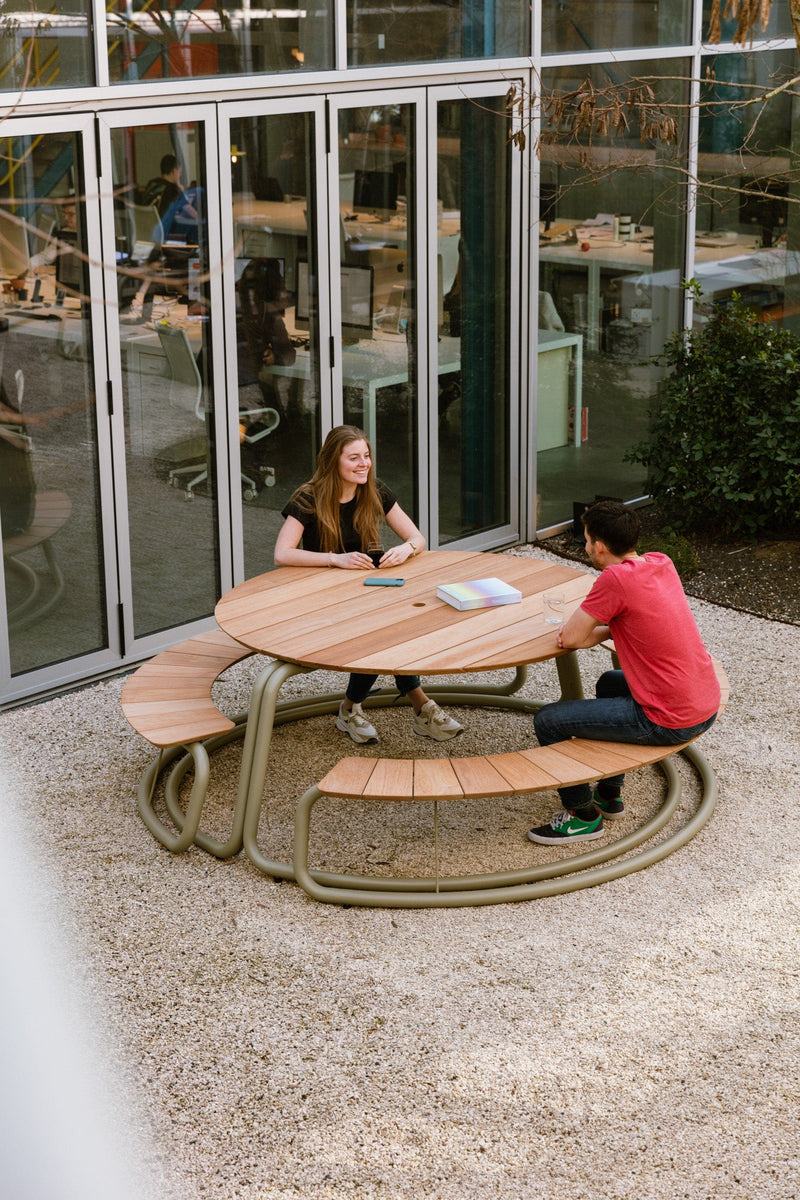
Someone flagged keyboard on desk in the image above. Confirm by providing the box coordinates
[12,306,62,321]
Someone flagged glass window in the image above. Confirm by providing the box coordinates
[542,0,690,53]
[697,49,800,332]
[702,1,792,42]
[107,1,332,83]
[536,59,689,531]
[337,103,418,517]
[228,111,322,579]
[347,0,527,67]
[1,135,107,675]
[111,120,221,638]
[0,1,94,91]
[437,95,511,542]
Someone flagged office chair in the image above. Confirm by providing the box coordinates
[131,203,164,261]
[157,325,207,499]
[158,324,280,501]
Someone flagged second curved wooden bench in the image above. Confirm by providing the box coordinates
[292,658,729,907]
[121,628,255,855]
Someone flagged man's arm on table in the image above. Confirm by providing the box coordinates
[557,605,611,650]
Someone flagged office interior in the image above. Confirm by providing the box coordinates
[0,1,797,706]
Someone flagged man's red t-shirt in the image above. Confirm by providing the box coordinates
[581,552,720,729]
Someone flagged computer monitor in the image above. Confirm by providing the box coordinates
[538,182,559,231]
[739,178,788,246]
[353,169,398,218]
[0,209,30,281]
[294,260,373,342]
[295,259,311,332]
[55,230,84,300]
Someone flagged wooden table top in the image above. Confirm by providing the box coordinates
[215,551,594,676]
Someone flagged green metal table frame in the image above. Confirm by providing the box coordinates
[137,649,718,906]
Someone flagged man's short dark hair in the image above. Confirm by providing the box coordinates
[582,501,640,556]
[160,154,179,176]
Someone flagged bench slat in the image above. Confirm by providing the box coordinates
[366,758,415,800]
[450,755,519,798]
[413,758,463,798]
[553,738,647,774]
[318,756,378,798]
[121,628,253,748]
[488,749,562,792]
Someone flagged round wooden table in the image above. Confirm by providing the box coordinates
[214,550,595,879]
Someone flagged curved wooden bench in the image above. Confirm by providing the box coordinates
[292,658,729,908]
[121,628,254,856]
[2,490,71,629]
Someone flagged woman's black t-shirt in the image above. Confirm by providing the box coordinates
[281,480,397,553]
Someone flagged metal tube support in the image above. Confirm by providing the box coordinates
[290,749,718,908]
[556,650,584,701]
[137,742,212,854]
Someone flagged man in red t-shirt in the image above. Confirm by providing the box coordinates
[529,501,720,845]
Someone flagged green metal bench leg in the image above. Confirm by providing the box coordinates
[137,743,212,853]
[291,749,718,908]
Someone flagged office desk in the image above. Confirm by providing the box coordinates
[540,233,759,352]
[262,333,461,447]
[232,198,461,293]
[537,330,583,450]
[264,330,582,452]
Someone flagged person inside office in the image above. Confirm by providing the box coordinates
[29,195,78,273]
[274,424,464,744]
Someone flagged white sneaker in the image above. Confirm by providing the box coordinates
[335,701,378,744]
[413,699,464,742]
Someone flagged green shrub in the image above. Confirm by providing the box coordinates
[627,297,800,536]
[638,529,699,578]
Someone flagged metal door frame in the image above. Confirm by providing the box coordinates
[96,103,232,659]
[217,96,330,583]
[0,112,120,705]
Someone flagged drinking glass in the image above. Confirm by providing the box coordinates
[367,541,384,568]
[543,591,565,624]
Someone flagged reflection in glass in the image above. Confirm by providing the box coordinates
[1,136,106,675]
[0,1,94,91]
[437,97,510,543]
[542,0,690,53]
[111,122,220,638]
[701,0,792,41]
[107,1,331,83]
[229,112,321,579]
[536,60,689,531]
[698,51,800,335]
[337,104,417,517]
[347,0,527,66]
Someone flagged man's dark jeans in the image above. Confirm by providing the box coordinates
[534,670,717,811]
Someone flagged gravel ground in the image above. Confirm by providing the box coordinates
[2,544,799,1199]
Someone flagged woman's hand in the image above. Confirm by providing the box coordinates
[378,541,415,569]
[331,551,374,569]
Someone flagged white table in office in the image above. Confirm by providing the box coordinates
[539,233,759,352]
[261,334,460,447]
[263,329,583,452]
[537,329,583,450]
[232,198,461,295]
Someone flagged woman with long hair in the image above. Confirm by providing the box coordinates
[275,424,464,744]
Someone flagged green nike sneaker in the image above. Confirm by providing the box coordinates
[593,789,625,820]
[527,809,604,845]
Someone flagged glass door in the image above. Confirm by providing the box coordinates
[0,115,119,703]
[329,90,425,520]
[218,98,328,581]
[98,105,230,653]
[429,82,522,548]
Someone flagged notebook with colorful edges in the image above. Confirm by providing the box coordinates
[436,578,522,611]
